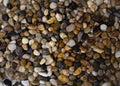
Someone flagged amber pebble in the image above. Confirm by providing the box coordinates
[80,59,89,66]
[103,39,111,47]
[46,17,56,24]
[83,81,92,86]
[101,32,108,39]
[0,32,5,38]
[38,24,45,31]
[64,46,71,51]
[58,75,69,83]
[57,53,65,58]
[64,59,73,66]
[73,67,82,76]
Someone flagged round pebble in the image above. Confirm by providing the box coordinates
[66,24,75,32]
[22,38,29,44]
[100,24,107,31]
[55,13,63,21]
[66,39,76,47]
[50,2,57,9]
[115,50,120,58]
[8,43,16,51]
[33,50,40,56]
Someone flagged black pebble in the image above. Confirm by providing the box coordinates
[4,79,12,86]
[72,45,80,52]
[93,26,100,33]
[57,61,64,69]
[27,46,33,53]
[7,3,13,9]
[81,33,88,40]
[80,53,86,59]
[2,14,9,21]
[69,1,77,10]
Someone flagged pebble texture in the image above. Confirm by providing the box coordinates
[0,0,120,86]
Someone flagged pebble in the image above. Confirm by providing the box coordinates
[58,75,69,82]
[102,82,112,86]
[3,0,9,6]
[115,51,120,58]
[28,75,35,82]
[43,55,53,65]
[66,39,76,47]
[50,2,57,9]
[21,80,29,86]
[73,67,82,76]
[22,38,29,44]
[94,0,104,6]
[100,24,107,31]
[18,66,25,73]
[7,43,16,51]
[33,50,40,56]
[50,79,57,86]
[60,33,67,39]
[87,0,97,12]
[0,32,5,38]
[22,54,30,59]
[55,13,63,21]
[66,24,75,32]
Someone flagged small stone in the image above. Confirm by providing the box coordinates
[19,66,25,73]
[50,2,57,9]
[43,55,53,65]
[22,54,30,59]
[3,0,9,6]
[66,24,75,32]
[57,53,65,58]
[83,81,92,86]
[21,80,29,86]
[3,25,13,32]
[32,1,40,10]
[22,38,29,44]
[4,79,12,86]
[8,43,16,51]
[2,14,9,21]
[40,58,46,65]
[115,51,120,58]
[66,39,76,47]
[91,46,104,53]
[100,24,107,31]
[0,32,6,38]
[87,0,97,12]
[28,75,35,82]
[55,13,63,21]
[46,17,56,24]
[73,67,82,76]
[58,75,69,82]
[102,82,111,86]
[60,33,67,39]
[33,50,40,56]
[44,9,49,16]
[94,0,104,6]
[64,60,73,66]
[50,79,57,86]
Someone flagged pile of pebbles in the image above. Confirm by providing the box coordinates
[0,0,120,86]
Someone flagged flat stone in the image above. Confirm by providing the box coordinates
[21,80,29,86]
[102,82,112,86]
[66,24,75,32]
[66,39,76,47]
[8,43,16,51]
[115,51,120,58]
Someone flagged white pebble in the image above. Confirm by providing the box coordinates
[115,51,120,58]
[66,24,75,32]
[22,54,30,59]
[102,82,111,86]
[50,2,57,9]
[21,80,29,86]
[60,33,67,39]
[20,5,26,10]
[21,19,27,23]
[43,55,53,65]
[56,13,63,21]
[8,43,16,51]
[100,24,107,31]
[3,0,8,6]
[33,50,40,56]
[66,39,76,47]
[50,79,57,86]
[22,38,29,44]
[94,0,103,6]
[19,66,25,73]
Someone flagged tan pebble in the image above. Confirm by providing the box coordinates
[61,69,69,76]
[26,62,32,69]
[57,53,65,58]
[40,58,46,65]
[48,27,54,31]
[29,39,35,45]
[44,9,49,16]
[58,75,69,82]
[50,2,57,9]
[64,60,73,66]
[22,38,29,44]
[73,67,82,76]
[64,46,71,51]
[91,46,104,53]
[31,42,39,50]
[24,31,29,37]
[22,54,30,59]
[46,17,56,24]
[93,53,100,59]
[32,1,40,10]
[28,75,35,82]
[19,66,25,73]
[0,32,5,38]
[22,44,28,50]
[33,50,40,56]
[28,25,37,30]
[101,32,108,39]
[80,59,89,66]
[38,24,45,31]
[0,56,4,62]
[83,81,92,86]
[87,0,97,12]
[103,39,111,47]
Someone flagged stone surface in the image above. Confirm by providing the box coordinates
[66,24,75,32]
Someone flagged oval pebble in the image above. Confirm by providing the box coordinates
[8,43,16,51]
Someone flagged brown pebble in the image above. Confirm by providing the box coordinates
[58,75,69,83]
[73,67,82,76]
[64,59,73,66]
